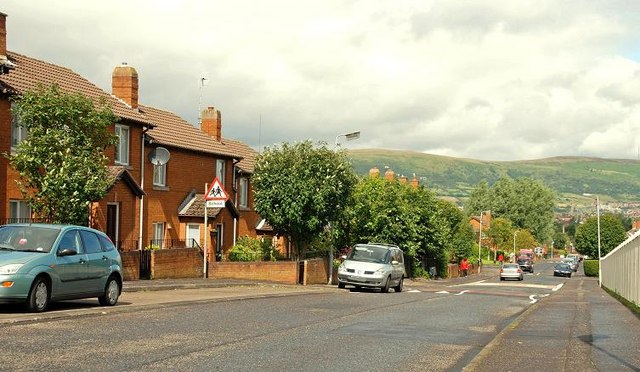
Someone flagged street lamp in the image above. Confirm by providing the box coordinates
[328,130,361,284]
[513,230,519,263]
[583,193,601,287]
[478,211,483,272]
[335,131,361,147]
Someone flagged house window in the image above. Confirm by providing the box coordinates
[216,159,225,186]
[238,177,248,208]
[153,163,166,187]
[9,200,31,223]
[10,103,28,152]
[152,222,165,249]
[114,124,130,165]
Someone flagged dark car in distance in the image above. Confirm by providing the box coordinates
[517,256,534,273]
[553,263,573,278]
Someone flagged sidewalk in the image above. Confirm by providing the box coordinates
[466,274,640,371]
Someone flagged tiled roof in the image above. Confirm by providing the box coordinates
[178,193,222,218]
[140,105,240,159]
[0,52,153,126]
[0,51,258,172]
[223,138,258,173]
[106,166,144,197]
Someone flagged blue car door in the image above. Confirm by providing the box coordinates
[54,229,89,296]
[80,229,110,293]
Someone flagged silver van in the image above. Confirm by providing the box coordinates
[337,243,406,293]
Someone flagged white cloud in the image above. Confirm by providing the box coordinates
[4,0,640,160]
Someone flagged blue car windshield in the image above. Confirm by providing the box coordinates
[0,226,60,253]
[348,246,389,263]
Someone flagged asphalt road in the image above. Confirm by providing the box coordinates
[0,262,637,371]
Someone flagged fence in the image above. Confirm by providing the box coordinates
[601,231,640,307]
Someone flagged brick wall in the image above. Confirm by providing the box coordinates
[210,261,298,284]
[151,248,204,279]
[304,258,329,285]
[0,98,10,220]
[120,250,140,281]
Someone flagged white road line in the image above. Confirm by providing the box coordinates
[529,295,538,304]
[436,290,450,294]
[462,282,557,290]
[407,289,421,293]
[552,283,564,291]
[454,290,469,296]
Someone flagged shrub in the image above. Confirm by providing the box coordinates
[583,259,599,277]
[228,236,263,262]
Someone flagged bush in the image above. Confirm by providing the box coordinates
[228,236,263,262]
[583,259,599,277]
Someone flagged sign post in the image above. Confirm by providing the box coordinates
[203,177,229,278]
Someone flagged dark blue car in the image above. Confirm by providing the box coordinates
[553,263,572,278]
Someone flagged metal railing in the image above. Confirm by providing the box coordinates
[0,217,54,225]
[601,231,640,307]
[147,239,201,250]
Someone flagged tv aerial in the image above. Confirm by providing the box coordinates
[149,147,171,166]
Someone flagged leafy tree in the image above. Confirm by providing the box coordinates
[252,140,357,258]
[464,180,490,216]
[552,230,569,250]
[437,199,475,262]
[486,217,514,254]
[8,84,117,225]
[513,229,537,256]
[466,177,556,243]
[575,214,626,258]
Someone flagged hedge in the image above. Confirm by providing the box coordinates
[583,259,599,277]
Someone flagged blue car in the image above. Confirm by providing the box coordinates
[0,224,123,312]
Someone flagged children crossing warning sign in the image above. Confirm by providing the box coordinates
[205,177,228,208]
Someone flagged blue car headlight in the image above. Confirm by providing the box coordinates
[0,264,24,275]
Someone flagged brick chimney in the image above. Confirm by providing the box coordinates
[0,12,6,57]
[112,63,139,109]
[201,106,222,141]
[410,174,419,189]
[369,166,380,178]
[384,168,395,181]
[399,175,408,185]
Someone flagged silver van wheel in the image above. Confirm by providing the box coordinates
[381,276,391,293]
[394,276,403,292]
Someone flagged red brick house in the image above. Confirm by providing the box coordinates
[0,12,270,265]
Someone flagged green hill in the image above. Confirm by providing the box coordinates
[347,149,640,207]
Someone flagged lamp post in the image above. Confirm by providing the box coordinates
[335,131,361,147]
[513,230,519,263]
[328,130,361,285]
[478,211,483,273]
[583,193,601,287]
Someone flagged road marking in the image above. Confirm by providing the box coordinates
[407,289,421,293]
[454,290,469,296]
[461,282,557,290]
[436,290,450,294]
[552,283,564,291]
[530,293,550,304]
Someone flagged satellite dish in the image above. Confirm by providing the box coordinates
[149,147,170,166]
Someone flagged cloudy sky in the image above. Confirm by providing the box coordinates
[4,1,640,161]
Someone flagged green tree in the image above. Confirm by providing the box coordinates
[438,199,475,262]
[575,214,627,258]
[465,180,490,216]
[252,140,357,258]
[513,229,537,256]
[8,84,117,225]
[487,217,514,254]
[466,177,556,243]
[552,230,569,250]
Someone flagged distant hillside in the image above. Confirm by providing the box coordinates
[347,149,640,207]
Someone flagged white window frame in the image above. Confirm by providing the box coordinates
[186,224,200,248]
[9,200,31,223]
[152,222,165,249]
[238,177,248,208]
[115,124,130,165]
[153,163,167,187]
[216,159,225,186]
[10,103,28,153]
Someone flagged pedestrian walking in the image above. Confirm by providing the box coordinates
[498,253,504,265]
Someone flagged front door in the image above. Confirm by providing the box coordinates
[106,203,119,248]
[186,224,200,248]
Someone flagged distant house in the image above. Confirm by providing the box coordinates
[0,11,279,265]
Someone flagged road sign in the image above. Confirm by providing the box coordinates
[206,200,225,208]
[205,177,229,201]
